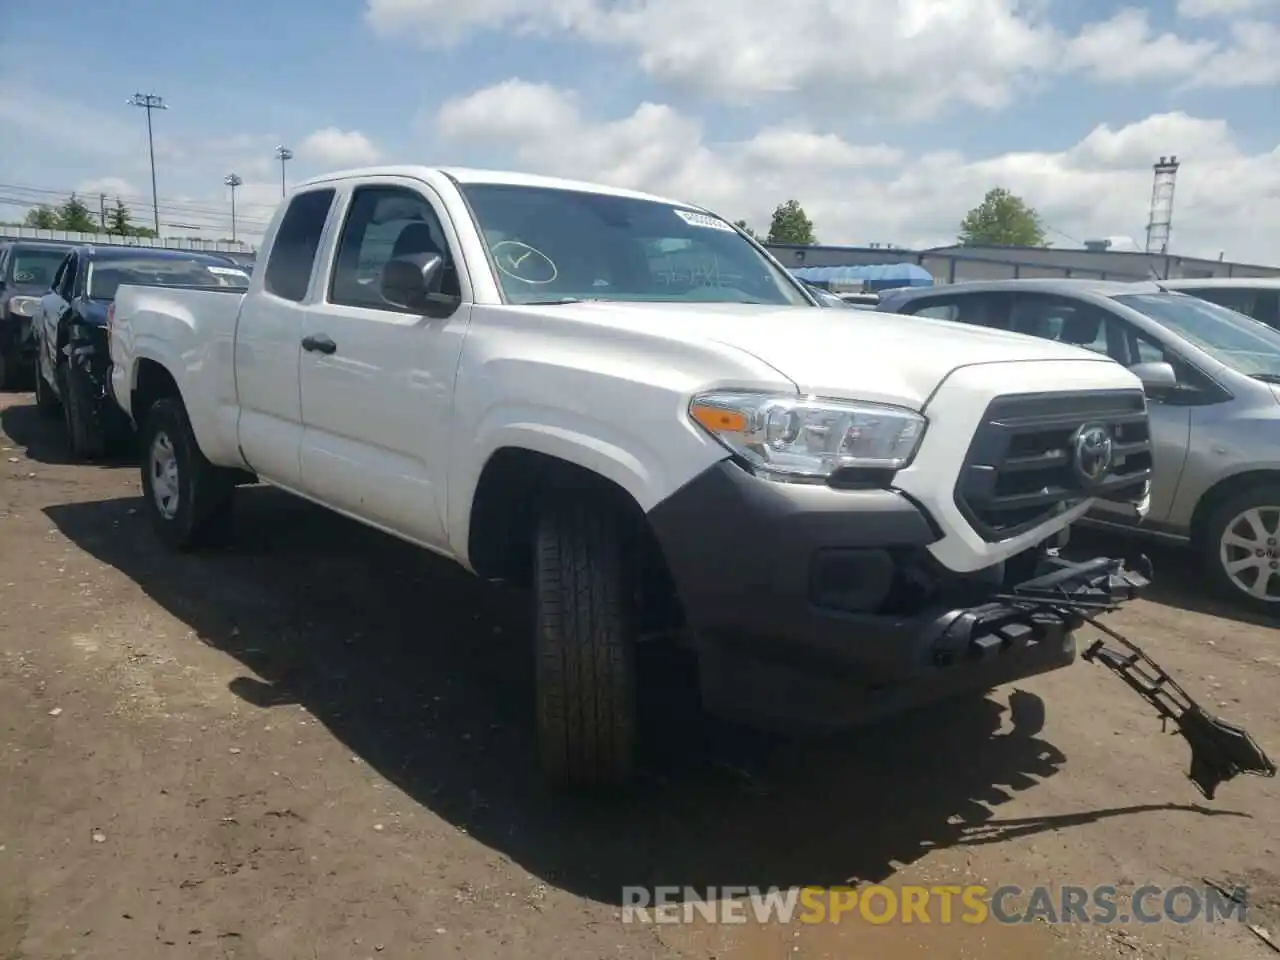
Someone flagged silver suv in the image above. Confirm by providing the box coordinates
[877,279,1280,615]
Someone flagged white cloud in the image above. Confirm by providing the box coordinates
[298,127,381,167]
[1061,9,1216,80]
[75,177,139,201]
[369,0,1276,117]
[1177,0,1278,17]
[1187,20,1280,86]
[437,82,1280,263]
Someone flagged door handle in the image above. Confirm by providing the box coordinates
[302,333,337,355]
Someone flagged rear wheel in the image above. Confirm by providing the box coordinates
[1202,486,1280,617]
[139,397,234,551]
[533,494,639,789]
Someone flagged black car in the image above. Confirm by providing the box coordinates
[33,245,251,458]
[0,241,72,388]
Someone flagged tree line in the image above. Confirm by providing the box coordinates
[737,187,1048,248]
[15,194,157,238]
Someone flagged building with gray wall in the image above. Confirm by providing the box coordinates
[765,242,1280,286]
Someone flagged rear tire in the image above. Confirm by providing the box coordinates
[60,362,107,460]
[139,397,234,551]
[533,494,639,790]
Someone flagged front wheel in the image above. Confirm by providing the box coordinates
[0,348,20,391]
[33,355,60,417]
[139,397,234,551]
[1202,487,1280,617]
[60,362,107,460]
[533,495,639,789]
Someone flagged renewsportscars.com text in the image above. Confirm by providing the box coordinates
[621,884,1249,925]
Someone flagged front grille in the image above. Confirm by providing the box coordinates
[955,390,1152,542]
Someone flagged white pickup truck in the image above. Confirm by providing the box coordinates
[104,165,1169,789]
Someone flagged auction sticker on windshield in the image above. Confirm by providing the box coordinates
[673,209,736,231]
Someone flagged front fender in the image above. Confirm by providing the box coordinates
[447,405,728,564]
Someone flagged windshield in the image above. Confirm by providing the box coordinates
[458,183,811,306]
[1113,293,1280,379]
[87,257,251,300]
[9,249,67,287]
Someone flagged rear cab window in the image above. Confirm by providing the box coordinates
[263,189,337,303]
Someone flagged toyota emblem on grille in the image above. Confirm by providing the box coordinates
[1072,424,1114,486]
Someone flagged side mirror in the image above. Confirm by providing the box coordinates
[1130,360,1177,394]
[380,253,444,311]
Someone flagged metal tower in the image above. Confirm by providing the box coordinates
[1144,155,1179,255]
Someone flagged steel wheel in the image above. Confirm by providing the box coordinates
[1218,505,1280,603]
[149,429,181,520]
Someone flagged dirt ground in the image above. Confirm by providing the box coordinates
[1,390,1278,960]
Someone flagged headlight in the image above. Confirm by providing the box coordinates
[5,296,39,317]
[688,391,926,480]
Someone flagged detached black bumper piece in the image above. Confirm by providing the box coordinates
[646,461,1141,730]
[1081,620,1276,800]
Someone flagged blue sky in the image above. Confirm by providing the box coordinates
[2,0,1277,261]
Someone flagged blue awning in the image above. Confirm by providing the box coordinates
[790,263,934,289]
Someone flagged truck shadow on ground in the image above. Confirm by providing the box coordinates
[1,399,137,468]
[44,489,1245,905]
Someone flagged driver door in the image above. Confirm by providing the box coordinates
[298,179,472,551]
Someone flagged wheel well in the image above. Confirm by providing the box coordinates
[1189,470,1280,547]
[131,359,182,424]
[467,448,684,629]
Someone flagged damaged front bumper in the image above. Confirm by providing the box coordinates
[646,462,1274,798]
[64,322,131,434]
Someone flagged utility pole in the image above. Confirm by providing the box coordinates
[127,92,167,236]
[99,194,107,231]
[223,173,243,243]
[274,144,293,198]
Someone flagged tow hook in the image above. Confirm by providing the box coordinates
[995,552,1276,800]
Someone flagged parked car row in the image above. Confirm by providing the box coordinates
[2,242,252,457]
[0,239,251,398]
[1,169,1271,795]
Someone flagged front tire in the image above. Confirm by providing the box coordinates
[139,397,234,551]
[60,362,107,460]
[0,348,20,391]
[533,495,639,789]
[1202,486,1280,617]
[33,356,60,417]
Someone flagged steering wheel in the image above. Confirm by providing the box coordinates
[492,240,557,284]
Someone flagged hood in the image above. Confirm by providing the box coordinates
[536,301,1119,409]
[3,281,49,299]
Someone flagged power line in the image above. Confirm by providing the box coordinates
[0,181,280,218]
[0,182,276,235]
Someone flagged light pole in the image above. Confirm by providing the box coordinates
[274,145,293,198]
[223,173,243,243]
[127,92,167,236]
